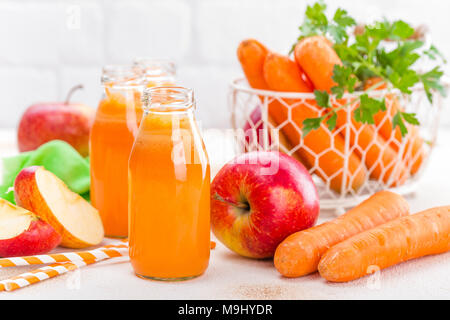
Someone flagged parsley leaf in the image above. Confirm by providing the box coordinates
[392,111,408,136]
[420,67,446,102]
[302,117,324,136]
[354,94,386,124]
[290,1,355,53]
[424,45,447,63]
[326,111,338,131]
[314,90,330,108]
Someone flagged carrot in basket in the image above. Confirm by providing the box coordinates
[336,105,409,187]
[237,39,270,90]
[274,191,410,278]
[294,35,342,91]
[318,206,450,282]
[237,39,305,163]
[263,52,366,193]
[294,37,408,186]
[364,77,426,175]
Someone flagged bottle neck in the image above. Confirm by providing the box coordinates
[101,65,145,88]
[134,58,176,85]
[143,86,195,114]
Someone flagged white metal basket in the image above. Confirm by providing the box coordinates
[229,78,444,211]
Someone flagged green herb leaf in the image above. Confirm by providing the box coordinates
[424,44,447,63]
[392,111,408,136]
[332,65,357,93]
[420,66,446,102]
[390,20,415,40]
[333,8,356,28]
[326,112,338,131]
[314,90,330,108]
[401,112,420,125]
[354,94,386,124]
[302,117,324,136]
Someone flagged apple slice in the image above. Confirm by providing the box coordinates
[0,199,61,257]
[14,166,104,249]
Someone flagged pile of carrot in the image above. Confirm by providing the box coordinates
[274,190,450,282]
[237,36,426,193]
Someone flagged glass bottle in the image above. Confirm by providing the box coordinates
[90,65,145,238]
[128,87,211,280]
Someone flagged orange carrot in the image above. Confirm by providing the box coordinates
[237,39,270,90]
[294,35,342,91]
[274,191,410,278]
[336,105,409,187]
[364,77,426,175]
[237,39,305,164]
[318,206,450,282]
[294,37,409,186]
[263,52,366,193]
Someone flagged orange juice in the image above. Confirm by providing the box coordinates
[128,87,210,280]
[90,62,176,238]
[90,65,145,238]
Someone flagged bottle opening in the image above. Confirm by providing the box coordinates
[142,86,194,112]
[101,65,145,87]
[133,58,176,81]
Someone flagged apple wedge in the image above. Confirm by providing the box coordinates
[0,199,61,257]
[14,166,104,249]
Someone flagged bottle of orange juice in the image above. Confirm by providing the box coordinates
[128,87,210,280]
[90,61,176,238]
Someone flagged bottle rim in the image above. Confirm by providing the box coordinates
[142,86,195,112]
[133,58,176,78]
[101,65,146,87]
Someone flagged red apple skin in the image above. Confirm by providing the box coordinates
[243,106,272,151]
[211,151,319,259]
[0,218,61,258]
[17,103,95,156]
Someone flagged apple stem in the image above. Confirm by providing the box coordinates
[213,193,249,210]
[65,84,84,105]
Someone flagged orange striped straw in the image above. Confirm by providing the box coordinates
[0,260,97,292]
[0,243,128,268]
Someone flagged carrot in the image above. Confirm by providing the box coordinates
[294,37,409,186]
[274,191,410,278]
[263,52,366,193]
[365,77,426,175]
[336,105,409,187]
[237,39,270,90]
[237,39,305,164]
[294,35,342,91]
[318,206,450,282]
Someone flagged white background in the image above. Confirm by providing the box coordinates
[0,0,449,130]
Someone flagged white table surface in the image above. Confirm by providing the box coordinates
[0,128,449,300]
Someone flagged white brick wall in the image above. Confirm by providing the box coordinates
[0,0,449,129]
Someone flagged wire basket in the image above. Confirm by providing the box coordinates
[229,78,444,211]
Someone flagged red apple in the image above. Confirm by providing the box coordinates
[0,199,61,257]
[211,151,319,259]
[243,106,273,151]
[17,85,95,156]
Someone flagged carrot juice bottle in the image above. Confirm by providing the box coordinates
[90,65,145,238]
[128,87,211,280]
[90,62,176,238]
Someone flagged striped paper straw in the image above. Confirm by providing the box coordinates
[0,260,96,292]
[0,243,128,268]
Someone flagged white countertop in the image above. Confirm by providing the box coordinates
[0,128,449,300]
